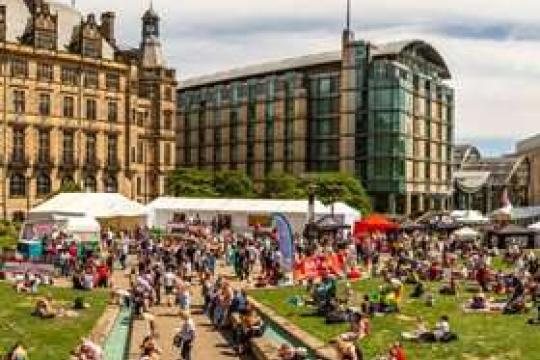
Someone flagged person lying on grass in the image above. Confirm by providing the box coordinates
[402,315,456,343]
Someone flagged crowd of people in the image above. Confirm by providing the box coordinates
[3,210,540,360]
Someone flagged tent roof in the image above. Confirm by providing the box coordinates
[30,193,146,219]
[146,197,359,216]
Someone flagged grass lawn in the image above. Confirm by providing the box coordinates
[0,283,109,359]
[250,279,540,360]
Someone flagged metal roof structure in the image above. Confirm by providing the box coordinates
[179,39,452,90]
[459,156,529,187]
[179,51,341,89]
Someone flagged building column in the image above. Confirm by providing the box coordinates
[405,193,412,216]
[418,194,425,213]
[388,194,396,215]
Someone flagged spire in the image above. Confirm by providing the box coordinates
[346,0,351,31]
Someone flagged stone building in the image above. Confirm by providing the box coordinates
[0,0,177,220]
[516,134,540,205]
[176,27,455,215]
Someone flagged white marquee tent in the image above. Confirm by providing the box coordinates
[146,197,360,233]
[30,193,147,228]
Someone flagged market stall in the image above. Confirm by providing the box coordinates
[146,197,360,234]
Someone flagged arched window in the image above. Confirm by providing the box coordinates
[85,176,97,192]
[10,173,25,197]
[37,173,51,195]
[104,175,117,193]
[61,176,74,186]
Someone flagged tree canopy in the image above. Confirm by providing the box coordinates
[300,172,372,216]
[166,168,372,214]
[262,171,306,199]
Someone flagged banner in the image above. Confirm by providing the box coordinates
[272,213,294,272]
[293,253,352,280]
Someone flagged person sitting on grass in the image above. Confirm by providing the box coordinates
[439,276,459,296]
[388,342,407,360]
[401,316,429,341]
[33,294,56,318]
[469,290,488,310]
[7,342,28,360]
[335,312,369,360]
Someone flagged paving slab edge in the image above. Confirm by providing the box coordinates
[248,296,339,360]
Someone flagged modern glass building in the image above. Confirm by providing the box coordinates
[176,29,455,215]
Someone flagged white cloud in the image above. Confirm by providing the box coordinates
[68,0,540,141]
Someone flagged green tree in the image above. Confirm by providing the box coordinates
[214,170,255,198]
[301,172,372,215]
[58,180,82,193]
[166,168,217,197]
[262,171,306,199]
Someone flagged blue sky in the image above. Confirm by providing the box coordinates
[70,0,540,156]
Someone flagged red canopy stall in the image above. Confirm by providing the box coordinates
[353,214,399,236]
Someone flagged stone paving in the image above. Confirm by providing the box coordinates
[127,263,252,360]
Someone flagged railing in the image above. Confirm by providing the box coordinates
[34,155,55,169]
[58,157,79,170]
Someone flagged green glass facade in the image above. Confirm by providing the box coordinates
[177,36,454,215]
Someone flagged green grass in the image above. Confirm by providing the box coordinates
[0,283,109,359]
[250,279,540,360]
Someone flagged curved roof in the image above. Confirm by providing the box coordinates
[373,40,451,79]
[460,155,529,186]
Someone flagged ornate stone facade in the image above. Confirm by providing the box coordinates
[0,0,176,220]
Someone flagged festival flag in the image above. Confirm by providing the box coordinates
[272,213,294,272]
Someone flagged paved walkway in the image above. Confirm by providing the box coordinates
[127,263,252,360]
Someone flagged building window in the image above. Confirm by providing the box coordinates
[136,177,142,196]
[104,176,118,193]
[63,132,74,164]
[38,93,51,116]
[11,59,28,78]
[37,63,54,82]
[12,128,25,162]
[107,101,118,122]
[86,99,97,120]
[13,90,25,114]
[164,143,171,166]
[85,176,97,192]
[86,133,96,163]
[164,87,173,101]
[63,96,74,118]
[107,135,117,165]
[38,130,50,162]
[164,111,172,130]
[84,69,98,88]
[35,30,55,50]
[137,141,144,164]
[10,173,26,197]
[61,66,79,86]
[36,174,51,196]
[82,39,100,58]
[0,6,5,42]
[106,73,120,91]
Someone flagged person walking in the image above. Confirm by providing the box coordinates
[175,313,196,360]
